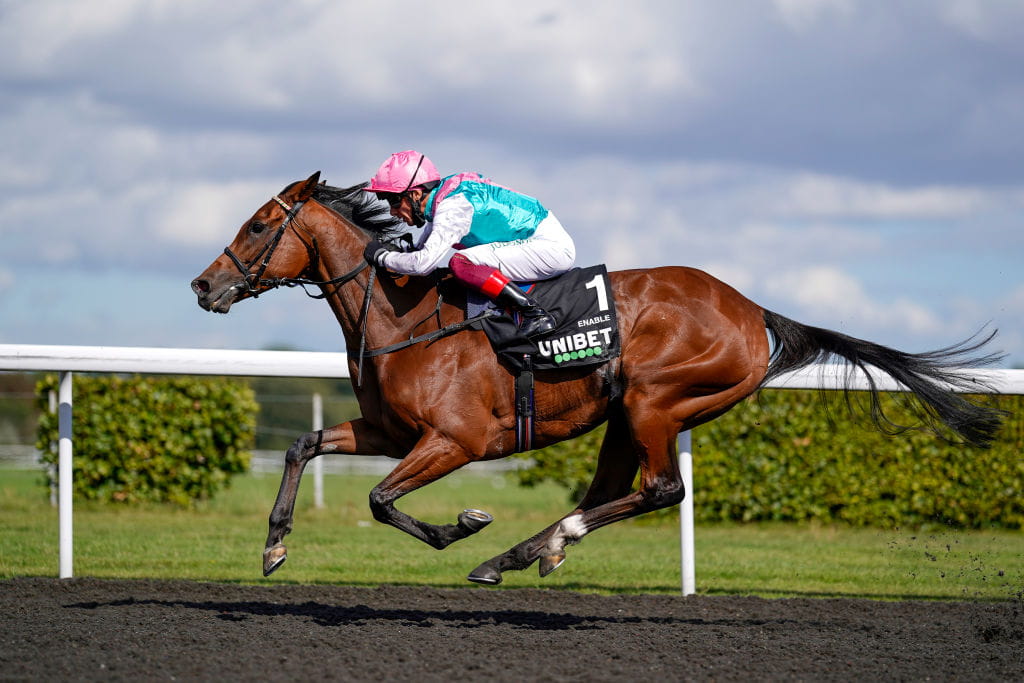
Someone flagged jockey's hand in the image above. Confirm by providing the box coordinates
[363,240,390,268]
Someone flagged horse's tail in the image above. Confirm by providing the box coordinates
[760,309,1007,447]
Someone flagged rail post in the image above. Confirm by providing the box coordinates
[679,430,695,596]
[58,371,73,579]
[312,392,324,508]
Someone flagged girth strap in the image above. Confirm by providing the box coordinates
[514,354,536,453]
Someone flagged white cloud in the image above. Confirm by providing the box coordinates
[0,157,46,188]
[724,220,883,263]
[769,174,985,219]
[0,0,139,75]
[154,180,275,247]
[600,230,643,272]
[0,90,278,195]
[772,0,855,31]
[698,262,756,293]
[939,0,1024,48]
[0,1,707,128]
[764,266,942,335]
[0,268,13,293]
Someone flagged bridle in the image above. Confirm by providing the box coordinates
[222,194,368,300]
[221,193,381,384]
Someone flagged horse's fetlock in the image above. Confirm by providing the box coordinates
[427,530,452,550]
[268,516,292,539]
[640,480,685,511]
[368,488,393,523]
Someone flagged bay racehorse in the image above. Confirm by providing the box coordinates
[191,172,1004,585]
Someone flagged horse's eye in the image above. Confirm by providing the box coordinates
[250,222,266,235]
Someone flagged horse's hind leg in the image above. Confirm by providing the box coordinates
[469,421,680,585]
[532,379,769,575]
[540,411,642,574]
[536,416,685,576]
[467,410,639,584]
[468,385,756,585]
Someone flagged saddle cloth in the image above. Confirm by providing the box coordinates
[469,265,621,372]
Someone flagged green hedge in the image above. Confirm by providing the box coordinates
[514,391,1023,529]
[36,375,257,506]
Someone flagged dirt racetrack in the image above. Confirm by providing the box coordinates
[2,578,1022,681]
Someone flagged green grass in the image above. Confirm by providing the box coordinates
[2,469,1022,600]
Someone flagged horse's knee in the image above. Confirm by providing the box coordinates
[285,431,320,465]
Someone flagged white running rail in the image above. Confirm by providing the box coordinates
[2,343,1022,588]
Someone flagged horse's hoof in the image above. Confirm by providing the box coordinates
[263,543,287,577]
[458,508,494,533]
[467,562,503,585]
[538,552,566,577]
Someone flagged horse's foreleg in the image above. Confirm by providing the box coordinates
[367,433,492,550]
[263,418,395,576]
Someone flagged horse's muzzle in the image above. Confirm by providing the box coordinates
[191,277,240,314]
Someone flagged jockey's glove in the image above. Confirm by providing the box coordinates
[363,240,390,268]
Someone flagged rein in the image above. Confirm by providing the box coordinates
[361,310,498,357]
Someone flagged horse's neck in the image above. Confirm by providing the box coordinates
[312,211,445,350]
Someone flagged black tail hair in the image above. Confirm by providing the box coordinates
[760,310,1007,447]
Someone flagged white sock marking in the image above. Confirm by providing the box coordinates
[560,514,588,542]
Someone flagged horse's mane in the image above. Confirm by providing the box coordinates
[311,181,407,237]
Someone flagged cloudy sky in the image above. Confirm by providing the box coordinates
[1,0,1022,367]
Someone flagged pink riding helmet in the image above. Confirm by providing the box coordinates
[364,150,441,194]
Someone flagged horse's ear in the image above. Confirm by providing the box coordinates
[297,171,321,201]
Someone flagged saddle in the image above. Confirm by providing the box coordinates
[468,264,622,372]
[465,265,622,452]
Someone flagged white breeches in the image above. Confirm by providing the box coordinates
[455,213,577,282]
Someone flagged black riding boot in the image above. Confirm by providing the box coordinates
[493,282,556,339]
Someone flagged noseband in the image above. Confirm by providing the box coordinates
[223,195,368,299]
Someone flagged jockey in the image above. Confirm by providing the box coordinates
[362,150,576,339]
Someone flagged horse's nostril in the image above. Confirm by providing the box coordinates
[191,278,210,295]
